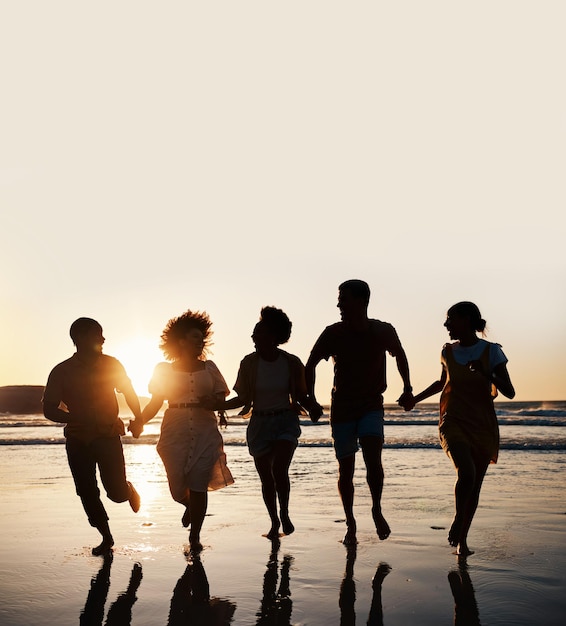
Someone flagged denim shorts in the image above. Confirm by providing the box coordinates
[246,409,301,458]
[331,410,385,460]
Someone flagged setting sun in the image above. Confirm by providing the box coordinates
[112,336,163,397]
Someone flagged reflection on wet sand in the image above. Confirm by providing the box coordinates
[339,545,391,626]
[167,554,236,626]
[448,560,481,626]
[80,553,143,626]
[256,538,293,625]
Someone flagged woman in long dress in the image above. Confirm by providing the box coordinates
[130,310,233,552]
[403,301,515,556]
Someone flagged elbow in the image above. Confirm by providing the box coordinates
[499,386,515,400]
[42,402,56,421]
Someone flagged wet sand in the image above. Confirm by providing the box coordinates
[1,443,565,625]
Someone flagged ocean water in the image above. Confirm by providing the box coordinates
[2,400,565,451]
[1,401,565,626]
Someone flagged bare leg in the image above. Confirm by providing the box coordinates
[180,496,191,528]
[447,443,489,556]
[338,454,357,545]
[92,519,114,556]
[458,455,489,556]
[255,452,281,539]
[361,436,390,540]
[187,490,207,552]
[271,440,297,535]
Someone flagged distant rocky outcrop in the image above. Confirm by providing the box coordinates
[0,385,150,415]
[0,385,45,414]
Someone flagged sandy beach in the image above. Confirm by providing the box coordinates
[1,439,565,625]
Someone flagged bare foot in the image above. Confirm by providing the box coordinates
[189,531,203,553]
[448,518,462,547]
[343,522,358,546]
[92,538,114,556]
[127,482,141,513]
[456,542,474,557]
[372,508,391,540]
[281,513,295,536]
[266,521,281,540]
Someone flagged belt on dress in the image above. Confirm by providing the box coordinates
[169,402,200,408]
[253,407,292,417]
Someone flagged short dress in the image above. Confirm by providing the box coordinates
[150,360,234,501]
[439,342,504,464]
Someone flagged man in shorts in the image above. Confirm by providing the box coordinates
[43,317,143,556]
[305,280,414,545]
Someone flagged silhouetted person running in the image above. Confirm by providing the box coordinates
[306,280,414,545]
[43,317,142,556]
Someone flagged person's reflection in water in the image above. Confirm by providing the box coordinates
[80,553,143,626]
[256,538,293,625]
[168,554,236,626]
[448,560,481,626]
[339,545,391,626]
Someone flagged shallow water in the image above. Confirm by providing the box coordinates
[1,404,566,625]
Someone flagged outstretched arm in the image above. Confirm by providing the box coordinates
[394,346,414,410]
[121,381,142,421]
[129,393,165,438]
[305,352,324,422]
[408,367,447,408]
[118,380,143,438]
[199,393,246,411]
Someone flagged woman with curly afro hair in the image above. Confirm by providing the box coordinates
[203,306,313,540]
[130,310,233,553]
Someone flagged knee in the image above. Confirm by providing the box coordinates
[106,483,130,503]
[107,491,128,504]
[75,481,101,500]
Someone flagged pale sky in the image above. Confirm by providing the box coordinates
[1,2,565,403]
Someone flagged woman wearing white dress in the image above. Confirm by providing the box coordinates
[130,310,233,552]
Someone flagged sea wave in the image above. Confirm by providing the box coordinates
[2,437,566,452]
[2,401,565,449]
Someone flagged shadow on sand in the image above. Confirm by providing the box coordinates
[339,545,390,626]
[448,558,482,626]
[167,554,236,626]
[256,538,293,625]
[80,553,143,626]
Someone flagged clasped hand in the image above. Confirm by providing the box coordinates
[308,401,324,423]
[128,419,144,438]
[397,390,415,411]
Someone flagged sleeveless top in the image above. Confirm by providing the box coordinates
[439,343,500,463]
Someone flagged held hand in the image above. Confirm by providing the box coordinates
[309,401,324,424]
[128,419,144,438]
[397,390,415,411]
[218,410,228,428]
